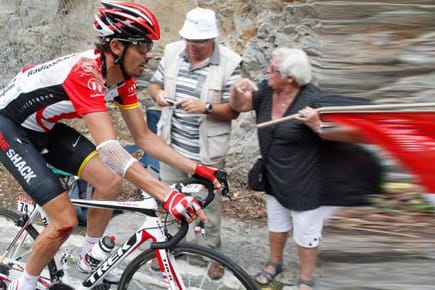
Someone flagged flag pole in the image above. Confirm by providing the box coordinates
[317,102,435,113]
[256,102,435,129]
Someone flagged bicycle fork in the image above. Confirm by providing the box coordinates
[153,248,186,289]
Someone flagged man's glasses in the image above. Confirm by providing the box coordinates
[184,38,211,45]
[116,38,154,54]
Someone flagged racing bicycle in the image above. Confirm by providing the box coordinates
[0,170,259,289]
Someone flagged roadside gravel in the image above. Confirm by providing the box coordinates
[105,211,435,290]
[2,167,435,289]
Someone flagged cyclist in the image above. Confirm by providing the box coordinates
[0,1,219,289]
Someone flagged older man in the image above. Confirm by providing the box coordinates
[149,7,242,280]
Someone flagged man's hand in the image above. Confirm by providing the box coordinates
[163,189,207,223]
[155,89,173,107]
[177,96,206,114]
[194,164,221,189]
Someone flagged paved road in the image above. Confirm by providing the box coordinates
[2,211,435,289]
[217,215,435,290]
[317,230,435,290]
[108,212,435,290]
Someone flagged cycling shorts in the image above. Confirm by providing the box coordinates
[0,114,96,206]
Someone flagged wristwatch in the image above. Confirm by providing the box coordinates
[204,103,213,114]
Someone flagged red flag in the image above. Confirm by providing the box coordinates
[320,111,435,193]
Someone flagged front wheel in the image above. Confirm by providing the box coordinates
[0,208,57,289]
[118,242,259,290]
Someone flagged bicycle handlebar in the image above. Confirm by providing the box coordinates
[150,169,229,249]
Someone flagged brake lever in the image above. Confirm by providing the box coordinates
[215,168,232,200]
[194,221,208,240]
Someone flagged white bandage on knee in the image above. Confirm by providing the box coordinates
[96,140,137,176]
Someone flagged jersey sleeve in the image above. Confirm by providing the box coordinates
[113,78,139,110]
[62,57,106,116]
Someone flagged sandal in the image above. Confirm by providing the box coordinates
[298,277,315,289]
[255,260,282,285]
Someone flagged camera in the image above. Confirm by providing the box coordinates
[165,98,176,105]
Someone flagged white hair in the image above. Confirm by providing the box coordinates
[272,48,312,86]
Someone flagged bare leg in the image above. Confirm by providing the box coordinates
[257,231,288,284]
[26,193,77,275]
[297,245,318,290]
[269,231,288,266]
[80,156,122,237]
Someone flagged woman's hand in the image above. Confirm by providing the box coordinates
[233,78,258,95]
[296,106,322,133]
[297,106,366,142]
[230,78,258,112]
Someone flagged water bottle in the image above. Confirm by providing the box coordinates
[85,236,116,269]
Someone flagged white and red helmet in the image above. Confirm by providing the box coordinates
[94,0,160,41]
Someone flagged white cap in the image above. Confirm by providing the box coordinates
[178,7,219,40]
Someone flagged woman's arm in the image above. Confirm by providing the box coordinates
[229,78,258,112]
[297,106,366,143]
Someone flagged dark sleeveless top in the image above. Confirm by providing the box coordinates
[252,80,323,210]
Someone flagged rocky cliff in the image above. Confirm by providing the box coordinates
[1,0,434,188]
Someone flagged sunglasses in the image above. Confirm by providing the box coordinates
[116,38,154,54]
[184,38,211,45]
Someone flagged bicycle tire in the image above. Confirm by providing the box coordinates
[0,208,58,289]
[118,242,259,290]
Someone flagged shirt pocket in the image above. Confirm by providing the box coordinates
[203,120,231,162]
[206,80,223,103]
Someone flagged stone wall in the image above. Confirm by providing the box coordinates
[202,0,435,187]
[1,0,434,188]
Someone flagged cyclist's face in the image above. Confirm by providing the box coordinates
[122,42,153,78]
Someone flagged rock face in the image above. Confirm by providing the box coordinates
[1,0,434,188]
[207,0,435,187]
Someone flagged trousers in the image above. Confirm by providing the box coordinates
[159,161,222,250]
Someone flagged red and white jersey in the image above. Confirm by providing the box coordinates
[0,49,139,132]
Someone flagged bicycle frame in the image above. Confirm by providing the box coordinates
[9,183,205,290]
[73,194,187,290]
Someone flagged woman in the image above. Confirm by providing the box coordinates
[230,47,327,290]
